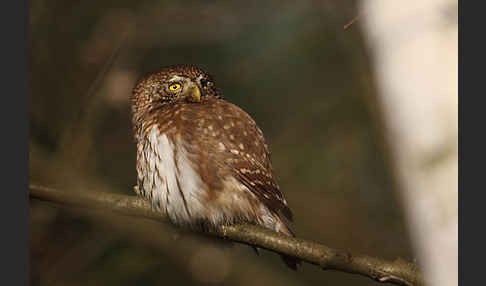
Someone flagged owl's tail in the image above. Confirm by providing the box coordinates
[275,218,301,270]
[281,254,301,270]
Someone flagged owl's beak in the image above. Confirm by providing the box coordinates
[189,85,202,102]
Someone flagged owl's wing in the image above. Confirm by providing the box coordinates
[209,99,293,222]
[229,157,294,222]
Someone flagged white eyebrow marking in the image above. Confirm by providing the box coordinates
[168,75,185,82]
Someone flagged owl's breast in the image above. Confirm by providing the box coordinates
[136,125,208,225]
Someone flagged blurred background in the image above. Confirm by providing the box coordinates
[29,1,415,285]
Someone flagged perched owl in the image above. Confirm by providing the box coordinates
[131,65,298,269]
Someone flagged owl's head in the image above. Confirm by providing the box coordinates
[131,65,222,117]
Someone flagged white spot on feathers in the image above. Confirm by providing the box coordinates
[218,142,226,151]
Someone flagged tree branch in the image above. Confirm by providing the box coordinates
[29,184,423,286]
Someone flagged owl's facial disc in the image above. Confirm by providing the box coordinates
[165,75,203,103]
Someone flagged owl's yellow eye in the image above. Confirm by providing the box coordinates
[168,83,182,91]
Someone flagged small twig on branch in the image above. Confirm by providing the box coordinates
[344,14,361,30]
[29,184,423,286]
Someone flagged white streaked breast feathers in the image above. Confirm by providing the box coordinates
[137,126,205,224]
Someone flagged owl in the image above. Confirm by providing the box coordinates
[130,65,298,269]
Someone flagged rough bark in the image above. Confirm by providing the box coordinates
[30,184,424,286]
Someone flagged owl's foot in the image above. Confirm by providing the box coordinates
[133,185,140,195]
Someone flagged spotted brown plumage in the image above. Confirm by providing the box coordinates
[130,65,298,269]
